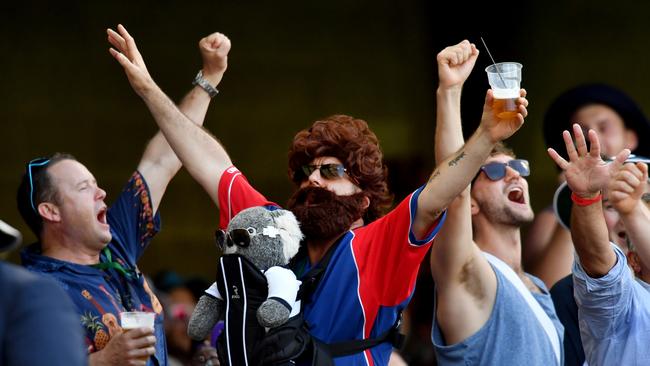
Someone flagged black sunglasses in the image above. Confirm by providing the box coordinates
[478,159,530,181]
[27,157,51,213]
[215,227,259,251]
[300,163,348,180]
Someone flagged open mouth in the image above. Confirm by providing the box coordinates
[507,188,525,204]
[617,231,627,243]
[97,207,108,226]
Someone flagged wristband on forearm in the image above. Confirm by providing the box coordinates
[192,70,219,98]
[571,192,603,206]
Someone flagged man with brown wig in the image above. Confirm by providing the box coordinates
[110,32,528,365]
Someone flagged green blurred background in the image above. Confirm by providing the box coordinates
[2,0,650,282]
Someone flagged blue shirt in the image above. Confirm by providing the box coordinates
[0,261,87,366]
[21,171,167,366]
[432,263,564,366]
[573,244,650,366]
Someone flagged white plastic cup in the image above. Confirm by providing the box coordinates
[485,62,523,118]
[120,311,156,330]
[120,311,156,361]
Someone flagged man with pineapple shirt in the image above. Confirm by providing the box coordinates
[18,25,230,366]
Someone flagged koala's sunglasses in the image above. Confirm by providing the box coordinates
[215,227,259,251]
[27,157,51,213]
[478,159,530,181]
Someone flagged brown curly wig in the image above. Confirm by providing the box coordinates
[287,114,393,223]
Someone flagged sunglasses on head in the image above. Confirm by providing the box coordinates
[478,159,530,181]
[300,163,348,180]
[27,157,51,213]
[215,227,258,251]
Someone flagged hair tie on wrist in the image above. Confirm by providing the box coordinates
[570,192,602,206]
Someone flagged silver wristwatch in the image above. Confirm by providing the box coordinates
[192,70,219,98]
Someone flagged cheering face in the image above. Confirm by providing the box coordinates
[471,154,534,227]
[572,104,638,158]
[46,160,111,250]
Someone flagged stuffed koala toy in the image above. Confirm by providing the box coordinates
[188,206,303,343]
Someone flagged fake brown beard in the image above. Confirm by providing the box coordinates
[287,186,367,243]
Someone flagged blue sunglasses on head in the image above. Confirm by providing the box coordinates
[478,159,530,181]
[26,157,51,213]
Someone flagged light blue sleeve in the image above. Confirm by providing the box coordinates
[572,244,633,340]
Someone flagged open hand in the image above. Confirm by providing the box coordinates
[437,40,479,90]
[108,24,156,97]
[479,89,528,143]
[548,124,630,198]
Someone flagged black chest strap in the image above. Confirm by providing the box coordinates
[326,313,405,357]
[288,237,405,358]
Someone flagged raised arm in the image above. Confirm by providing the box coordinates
[434,40,477,163]
[547,124,629,277]
[413,76,528,238]
[109,24,232,209]
[430,41,481,279]
[429,41,503,343]
[609,162,650,267]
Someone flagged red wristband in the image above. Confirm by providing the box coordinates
[570,192,602,206]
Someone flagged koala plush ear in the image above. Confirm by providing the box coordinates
[271,210,304,262]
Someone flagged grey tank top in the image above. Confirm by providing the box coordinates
[431,263,564,365]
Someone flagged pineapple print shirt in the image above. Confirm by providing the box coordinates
[21,171,167,366]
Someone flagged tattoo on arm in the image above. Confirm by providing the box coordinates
[428,170,440,183]
[448,151,466,167]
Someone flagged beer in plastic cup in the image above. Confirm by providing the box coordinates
[485,62,522,119]
[120,311,155,361]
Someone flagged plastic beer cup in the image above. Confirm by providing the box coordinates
[485,62,522,119]
[120,311,155,362]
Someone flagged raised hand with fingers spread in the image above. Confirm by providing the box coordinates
[547,123,630,198]
[107,24,156,97]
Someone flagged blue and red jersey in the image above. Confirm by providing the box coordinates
[217,166,446,366]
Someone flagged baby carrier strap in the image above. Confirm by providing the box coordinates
[216,255,268,366]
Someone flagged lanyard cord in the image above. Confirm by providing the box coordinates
[91,247,135,280]
[91,247,137,310]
